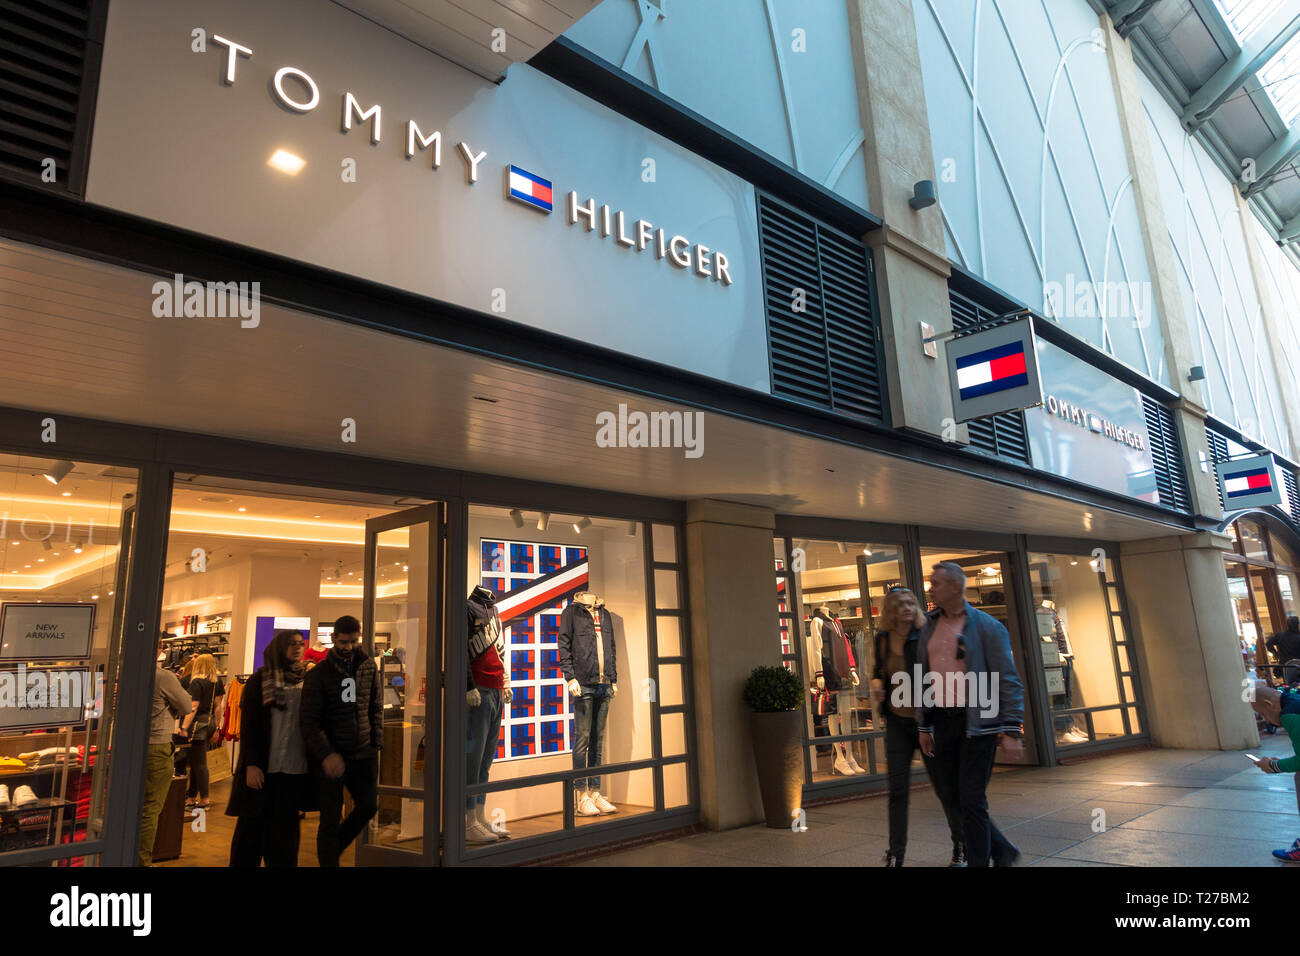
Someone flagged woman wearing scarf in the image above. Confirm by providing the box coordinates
[227,630,318,866]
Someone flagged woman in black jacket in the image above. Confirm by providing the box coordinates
[227,630,317,867]
[871,587,964,867]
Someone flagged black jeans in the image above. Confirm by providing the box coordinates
[229,772,307,867]
[316,757,378,867]
[884,713,962,857]
[926,708,1016,868]
[186,734,209,800]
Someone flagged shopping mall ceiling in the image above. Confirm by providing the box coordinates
[0,239,1187,544]
[1096,0,1300,263]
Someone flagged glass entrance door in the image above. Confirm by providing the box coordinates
[357,503,445,865]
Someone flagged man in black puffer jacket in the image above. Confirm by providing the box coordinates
[301,616,382,866]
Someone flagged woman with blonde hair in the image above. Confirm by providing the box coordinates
[871,586,964,867]
[181,653,225,810]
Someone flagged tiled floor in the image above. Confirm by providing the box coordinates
[570,733,1300,867]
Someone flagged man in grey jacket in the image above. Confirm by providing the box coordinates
[916,562,1024,868]
[140,633,190,865]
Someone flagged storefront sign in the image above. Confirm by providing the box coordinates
[1024,340,1159,503]
[0,603,95,662]
[1216,454,1281,510]
[86,0,767,391]
[946,318,1043,422]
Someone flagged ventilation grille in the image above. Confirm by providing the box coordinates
[947,288,1030,464]
[1141,396,1191,513]
[758,194,883,422]
[0,0,98,193]
[1282,466,1299,520]
[1206,428,1230,510]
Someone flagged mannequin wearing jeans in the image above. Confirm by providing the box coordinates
[808,609,863,775]
[559,592,619,816]
[466,586,512,845]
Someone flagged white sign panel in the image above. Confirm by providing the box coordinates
[0,603,96,662]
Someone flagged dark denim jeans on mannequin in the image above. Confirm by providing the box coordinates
[573,684,612,792]
[466,686,503,811]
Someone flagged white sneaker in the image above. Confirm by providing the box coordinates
[576,791,601,816]
[0,784,9,809]
[466,819,499,844]
[13,785,36,807]
[591,791,617,814]
[832,753,854,776]
[478,808,510,839]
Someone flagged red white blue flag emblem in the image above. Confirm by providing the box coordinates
[508,165,553,213]
[1223,467,1273,500]
[955,341,1030,400]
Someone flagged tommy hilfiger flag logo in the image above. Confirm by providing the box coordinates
[1223,467,1273,499]
[507,165,553,213]
[955,341,1030,400]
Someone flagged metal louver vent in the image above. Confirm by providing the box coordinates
[947,288,1030,464]
[1282,467,1299,519]
[1141,396,1190,513]
[1206,428,1230,509]
[758,194,883,421]
[0,0,102,194]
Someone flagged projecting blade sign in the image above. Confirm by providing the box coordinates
[1216,454,1281,510]
[945,317,1044,422]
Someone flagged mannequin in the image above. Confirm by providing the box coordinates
[1038,598,1085,742]
[808,607,864,775]
[465,585,513,844]
[558,591,619,816]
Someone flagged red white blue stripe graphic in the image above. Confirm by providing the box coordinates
[955,341,1030,400]
[495,559,588,628]
[508,165,553,213]
[1223,467,1273,499]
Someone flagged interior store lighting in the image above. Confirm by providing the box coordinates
[42,539,51,551]
[267,149,306,175]
[73,542,83,554]
[537,512,551,532]
[509,509,525,528]
[44,460,74,485]
[573,517,592,534]
[837,542,847,554]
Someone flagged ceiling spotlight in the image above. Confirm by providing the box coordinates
[537,512,551,532]
[509,509,525,529]
[1070,558,1078,566]
[837,542,847,554]
[237,507,247,513]
[42,539,51,552]
[91,594,99,600]
[60,491,71,497]
[44,460,74,485]
[267,148,306,175]
[626,521,637,537]
[73,542,83,554]
[573,517,592,534]
[864,548,872,556]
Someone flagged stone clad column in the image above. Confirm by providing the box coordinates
[684,499,777,829]
[1103,11,1222,519]
[846,0,961,441]
[1121,532,1258,750]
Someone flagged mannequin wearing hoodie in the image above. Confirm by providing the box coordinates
[807,607,865,775]
[466,585,513,844]
[558,591,619,817]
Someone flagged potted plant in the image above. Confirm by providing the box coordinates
[743,665,804,828]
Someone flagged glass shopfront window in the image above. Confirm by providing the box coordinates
[1028,552,1141,745]
[463,506,686,852]
[0,454,137,862]
[1223,517,1300,681]
[780,538,904,783]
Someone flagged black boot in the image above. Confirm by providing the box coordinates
[949,840,967,867]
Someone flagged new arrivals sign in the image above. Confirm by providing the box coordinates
[85,0,767,391]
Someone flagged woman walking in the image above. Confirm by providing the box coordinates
[227,630,317,866]
[872,587,965,867]
[181,653,225,810]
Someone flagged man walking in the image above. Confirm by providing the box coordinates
[301,616,382,866]
[917,562,1024,868]
[140,632,190,866]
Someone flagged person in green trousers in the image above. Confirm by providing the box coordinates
[139,634,190,866]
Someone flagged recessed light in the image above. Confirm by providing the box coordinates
[91,594,99,600]
[267,148,306,175]
[60,491,71,497]
[237,507,247,513]
[36,559,43,563]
